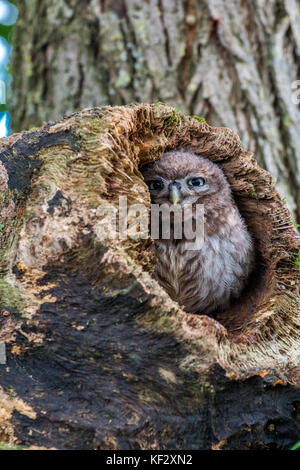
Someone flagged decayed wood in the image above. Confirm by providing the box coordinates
[0,104,299,450]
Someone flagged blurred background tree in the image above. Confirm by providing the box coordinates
[10,0,300,220]
[0,0,18,136]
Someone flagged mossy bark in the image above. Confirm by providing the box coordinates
[11,0,300,220]
[0,104,299,450]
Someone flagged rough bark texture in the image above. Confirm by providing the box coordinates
[0,104,299,450]
[11,0,300,220]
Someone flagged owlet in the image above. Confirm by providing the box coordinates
[141,150,254,315]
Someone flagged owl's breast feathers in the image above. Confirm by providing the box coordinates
[154,205,254,315]
[143,149,254,315]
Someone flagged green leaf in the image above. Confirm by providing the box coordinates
[291,441,300,450]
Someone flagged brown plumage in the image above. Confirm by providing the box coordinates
[141,149,254,315]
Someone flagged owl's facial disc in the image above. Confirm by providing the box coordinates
[141,150,232,210]
[146,175,208,206]
[146,179,183,204]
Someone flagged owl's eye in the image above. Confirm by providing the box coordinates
[148,180,164,191]
[188,177,205,187]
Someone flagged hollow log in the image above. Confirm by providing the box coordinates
[0,104,299,450]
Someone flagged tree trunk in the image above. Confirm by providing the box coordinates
[0,104,299,450]
[11,0,300,220]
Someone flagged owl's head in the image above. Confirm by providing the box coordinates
[141,150,232,207]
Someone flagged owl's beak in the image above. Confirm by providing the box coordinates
[168,184,182,204]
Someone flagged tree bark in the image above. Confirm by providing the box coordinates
[11,0,300,220]
[0,104,299,450]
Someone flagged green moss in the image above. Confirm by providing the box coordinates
[164,108,181,126]
[271,178,277,186]
[80,117,110,135]
[0,442,27,450]
[191,115,206,123]
[0,192,6,204]
[291,216,300,229]
[295,250,300,268]
[250,187,259,199]
[0,278,26,315]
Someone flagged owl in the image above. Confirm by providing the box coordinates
[141,149,254,315]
